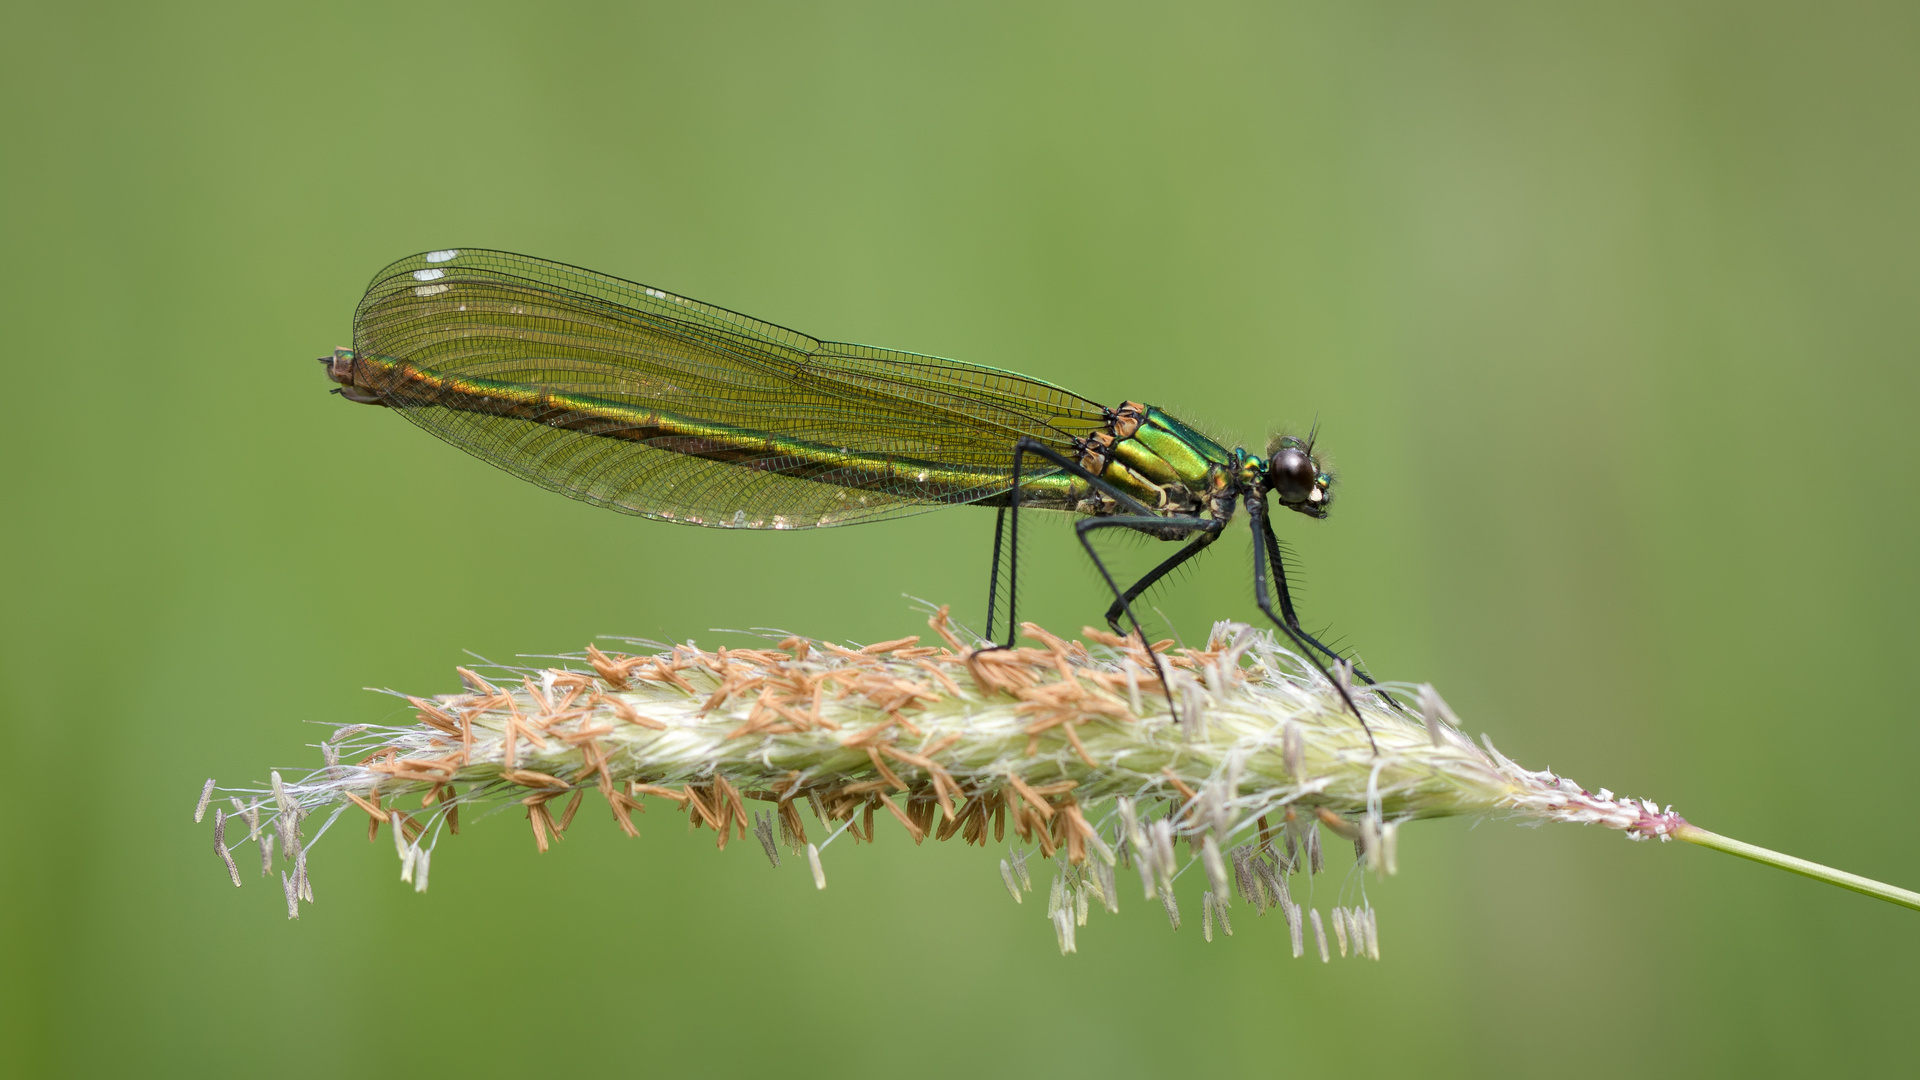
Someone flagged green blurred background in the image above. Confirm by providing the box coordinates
[4,2,1916,1076]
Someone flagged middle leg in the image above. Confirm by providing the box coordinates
[1074,512,1225,721]
[1100,527,1223,634]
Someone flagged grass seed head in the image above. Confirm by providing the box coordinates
[196,609,1703,953]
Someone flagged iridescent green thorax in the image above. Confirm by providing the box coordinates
[1075,402,1238,516]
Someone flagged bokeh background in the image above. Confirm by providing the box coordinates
[4,2,1916,1076]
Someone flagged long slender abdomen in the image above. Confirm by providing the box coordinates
[340,353,1082,508]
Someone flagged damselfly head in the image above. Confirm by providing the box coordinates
[1267,434,1332,519]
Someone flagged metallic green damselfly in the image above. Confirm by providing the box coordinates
[322,249,1379,726]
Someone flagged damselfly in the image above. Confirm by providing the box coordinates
[321,249,1381,726]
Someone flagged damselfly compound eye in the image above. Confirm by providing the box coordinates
[1270,447,1316,503]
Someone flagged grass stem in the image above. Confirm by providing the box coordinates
[1675,824,1920,912]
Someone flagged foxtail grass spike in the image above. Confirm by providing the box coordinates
[195,609,1920,955]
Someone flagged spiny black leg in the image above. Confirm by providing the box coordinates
[1101,528,1222,634]
[1076,512,1224,722]
[1246,494,1377,751]
[1259,513,1385,690]
[1259,513,1407,719]
[985,507,1008,645]
[994,437,1159,648]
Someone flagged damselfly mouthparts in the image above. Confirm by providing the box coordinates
[321,249,1382,729]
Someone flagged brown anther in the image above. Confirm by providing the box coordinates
[1161,769,1199,804]
[877,744,956,817]
[1316,807,1362,840]
[559,722,615,745]
[910,795,939,837]
[714,776,750,839]
[584,644,632,688]
[513,714,551,748]
[877,743,934,772]
[647,661,698,695]
[958,803,983,845]
[876,793,925,843]
[835,780,895,795]
[522,672,552,714]
[607,791,641,838]
[408,697,462,735]
[866,747,908,791]
[913,659,964,699]
[593,693,667,730]
[778,799,809,847]
[681,784,721,831]
[860,635,920,655]
[345,791,386,822]
[770,700,820,732]
[927,607,969,654]
[819,641,882,665]
[501,768,569,790]
[935,797,971,842]
[525,802,554,853]
[1061,811,1087,865]
[887,678,941,705]
[1005,774,1055,820]
[626,783,687,804]
[1031,814,1057,858]
[1059,723,1098,769]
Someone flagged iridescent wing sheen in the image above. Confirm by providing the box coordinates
[351,249,1110,528]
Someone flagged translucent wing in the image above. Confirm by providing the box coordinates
[350,249,1110,528]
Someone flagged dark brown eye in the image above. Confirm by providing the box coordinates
[1269,447,1316,503]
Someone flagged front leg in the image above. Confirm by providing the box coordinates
[1246,493,1376,749]
[1259,512,1387,689]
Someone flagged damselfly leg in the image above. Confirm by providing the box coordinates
[1099,529,1224,634]
[1245,493,1376,748]
[1256,515,1376,681]
[984,438,1161,646]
